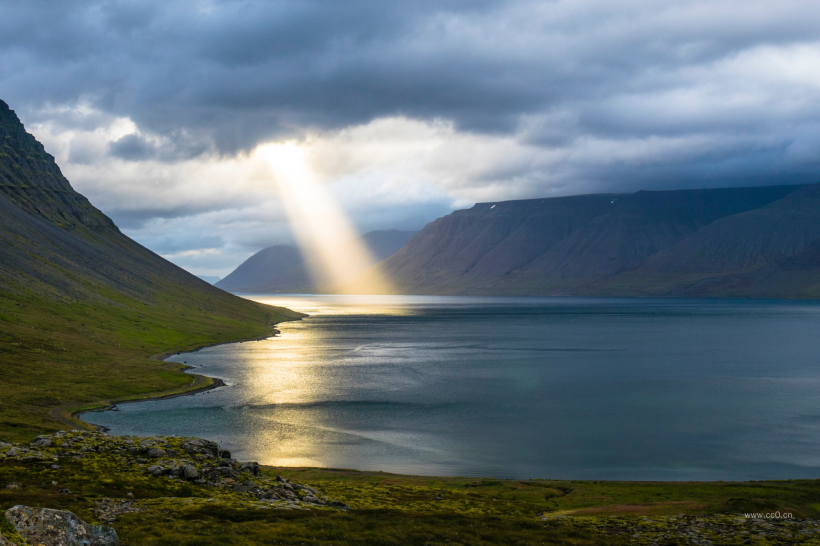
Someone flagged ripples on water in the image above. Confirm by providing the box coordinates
[88,296,820,480]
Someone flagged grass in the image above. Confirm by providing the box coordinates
[0,284,303,443]
[1,432,819,545]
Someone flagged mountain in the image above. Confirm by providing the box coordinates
[216,229,417,293]
[0,99,303,441]
[216,245,311,293]
[363,184,820,298]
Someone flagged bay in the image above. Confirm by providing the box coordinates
[87,296,820,480]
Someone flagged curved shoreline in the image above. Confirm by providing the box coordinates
[73,375,227,432]
[50,323,293,432]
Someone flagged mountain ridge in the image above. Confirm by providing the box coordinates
[0,98,302,441]
[357,183,820,298]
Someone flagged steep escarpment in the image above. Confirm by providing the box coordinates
[0,100,116,233]
[0,99,303,441]
[367,184,820,297]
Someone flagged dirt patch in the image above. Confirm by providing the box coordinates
[572,500,706,516]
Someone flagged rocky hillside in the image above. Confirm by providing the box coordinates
[366,184,820,298]
[216,229,417,293]
[0,99,303,441]
[1,431,819,545]
[0,101,115,233]
[0,431,346,545]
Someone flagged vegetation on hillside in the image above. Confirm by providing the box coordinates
[1,431,819,545]
[0,98,304,442]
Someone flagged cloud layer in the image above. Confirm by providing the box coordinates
[2,0,819,275]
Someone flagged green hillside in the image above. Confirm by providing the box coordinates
[0,99,304,442]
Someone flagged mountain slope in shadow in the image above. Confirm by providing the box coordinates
[0,98,302,439]
[359,184,820,297]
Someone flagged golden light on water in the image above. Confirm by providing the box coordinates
[233,296,422,468]
[257,142,392,294]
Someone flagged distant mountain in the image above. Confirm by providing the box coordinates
[197,276,222,284]
[216,229,417,293]
[0,99,302,438]
[356,184,820,298]
[216,245,311,293]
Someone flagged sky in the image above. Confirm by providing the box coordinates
[2,0,820,278]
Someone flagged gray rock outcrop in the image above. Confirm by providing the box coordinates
[5,505,118,546]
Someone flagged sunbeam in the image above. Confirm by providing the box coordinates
[258,142,392,294]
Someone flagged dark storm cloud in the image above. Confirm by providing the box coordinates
[2,0,820,193]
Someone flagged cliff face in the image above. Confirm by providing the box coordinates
[369,184,820,298]
[0,100,117,233]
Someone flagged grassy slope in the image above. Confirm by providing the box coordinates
[0,99,305,442]
[0,278,302,442]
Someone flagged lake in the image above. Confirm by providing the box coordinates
[86,295,820,480]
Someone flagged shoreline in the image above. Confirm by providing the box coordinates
[50,322,294,432]
[73,375,227,432]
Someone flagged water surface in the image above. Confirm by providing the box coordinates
[87,296,820,480]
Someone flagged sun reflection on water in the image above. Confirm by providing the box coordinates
[225,295,431,467]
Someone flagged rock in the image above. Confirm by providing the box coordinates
[30,436,52,447]
[5,447,20,457]
[146,448,166,458]
[180,439,220,458]
[5,483,20,490]
[5,505,119,546]
[233,481,257,493]
[59,488,72,495]
[93,498,141,524]
[182,464,199,479]
[239,462,261,476]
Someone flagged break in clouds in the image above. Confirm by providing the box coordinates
[2,0,820,276]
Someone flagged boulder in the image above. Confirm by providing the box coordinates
[146,448,166,458]
[233,481,257,493]
[182,464,199,479]
[30,436,52,448]
[180,439,220,458]
[5,505,119,546]
[239,462,261,477]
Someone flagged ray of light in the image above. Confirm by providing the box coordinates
[257,142,392,294]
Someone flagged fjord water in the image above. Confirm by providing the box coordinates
[88,296,820,480]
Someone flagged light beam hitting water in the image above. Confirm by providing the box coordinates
[258,142,392,294]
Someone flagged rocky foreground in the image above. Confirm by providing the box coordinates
[0,431,347,545]
[1,431,819,545]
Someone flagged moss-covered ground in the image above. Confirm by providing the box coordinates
[1,432,819,545]
[0,288,303,443]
